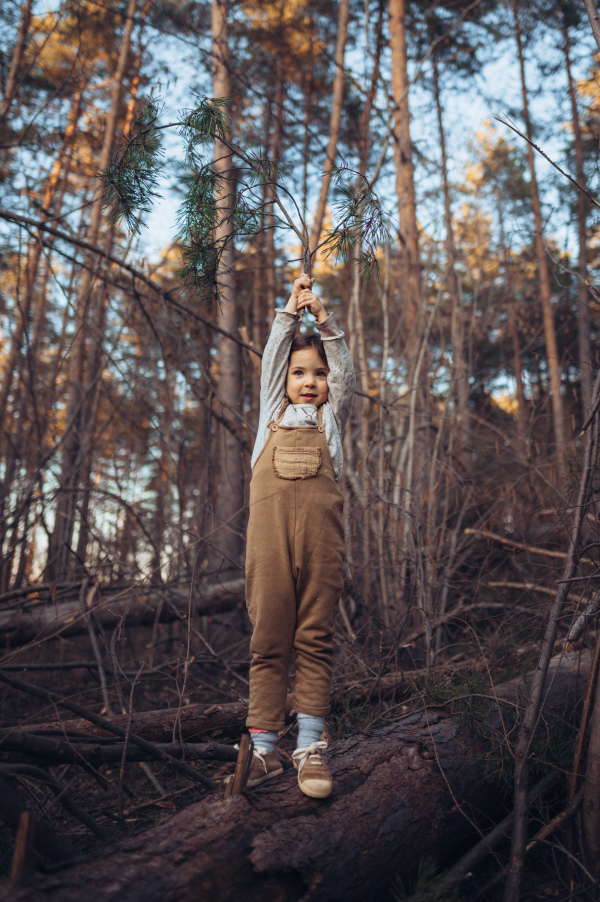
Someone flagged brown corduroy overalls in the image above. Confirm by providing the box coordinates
[245,401,345,732]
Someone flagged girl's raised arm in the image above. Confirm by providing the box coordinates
[316,314,355,435]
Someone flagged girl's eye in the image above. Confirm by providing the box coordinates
[317,371,327,377]
[293,370,303,376]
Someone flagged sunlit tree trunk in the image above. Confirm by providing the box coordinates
[513,0,567,476]
[389,0,432,626]
[210,0,245,571]
[564,13,592,417]
[75,37,147,574]
[46,0,138,580]
[0,85,84,427]
[347,0,385,614]
[0,85,84,591]
[0,0,33,124]
[308,0,349,254]
[432,56,470,464]
[389,0,421,334]
[264,68,285,321]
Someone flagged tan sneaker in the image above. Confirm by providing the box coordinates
[292,741,332,799]
[246,747,284,788]
[224,746,283,790]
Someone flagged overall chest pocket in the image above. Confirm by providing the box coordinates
[272,446,322,480]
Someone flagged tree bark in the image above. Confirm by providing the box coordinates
[0,0,34,124]
[513,0,567,475]
[432,56,470,461]
[0,84,84,593]
[46,0,138,581]
[13,698,249,745]
[0,733,239,768]
[0,578,246,645]
[389,0,421,330]
[0,651,591,902]
[308,0,349,254]
[210,0,245,571]
[583,0,600,53]
[563,13,592,417]
[9,670,416,748]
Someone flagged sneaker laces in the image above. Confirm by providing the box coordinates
[292,740,327,774]
[251,746,270,773]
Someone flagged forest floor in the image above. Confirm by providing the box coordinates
[0,599,595,901]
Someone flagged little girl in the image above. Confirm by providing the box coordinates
[244,272,355,798]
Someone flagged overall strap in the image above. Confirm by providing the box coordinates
[317,404,325,432]
[267,397,289,432]
[276,397,290,424]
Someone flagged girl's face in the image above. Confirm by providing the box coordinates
[286,347,329,407]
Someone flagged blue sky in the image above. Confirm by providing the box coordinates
[121,7,600,282]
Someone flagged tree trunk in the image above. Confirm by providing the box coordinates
[0,85,84,592]
[46,0,138,581]
[583,0,600,53]
[564,14,592,418]
[432,56,470,462]
[0,0,34,124]
[389,0,421,331]
[74,37,146,572]
[0,83,84,425]
[210,0,245,571]
[14,699,250,745]
[513,0,567,475]
[0,651,591,902]
[0,579,246,645]
[308,0,349,254]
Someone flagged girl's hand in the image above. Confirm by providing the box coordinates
[291,273,314,301]
[297,288,327,323]
[285,272,315,315]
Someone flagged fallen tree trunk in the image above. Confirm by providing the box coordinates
[11,672,415,746]
[0,579,246,645]
[13,700,249,743]
[1,651,591,902]
[0,732,239,767]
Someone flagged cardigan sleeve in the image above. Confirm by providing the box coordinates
[316,313,355,435]
[259,309,299,413]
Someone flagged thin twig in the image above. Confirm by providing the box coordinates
[118,664,143,820]
[2,764,106,841]
[496,114,600,211]
[0,670,214,790]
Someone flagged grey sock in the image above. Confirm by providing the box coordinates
[296,712,325,748]
[249,730,278,754]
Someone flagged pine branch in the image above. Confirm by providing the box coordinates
[320,165,389,276]
[99,96,389,306]
[101,95,164,233]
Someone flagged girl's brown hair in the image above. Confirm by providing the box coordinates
[289,333,327,366]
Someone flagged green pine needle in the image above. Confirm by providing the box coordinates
[178,95,232,169]
[101,95,164,233]
[321,166,389,277]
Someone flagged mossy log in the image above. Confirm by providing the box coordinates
[0,651,591,902]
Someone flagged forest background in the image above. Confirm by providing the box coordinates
[2,0,600,899]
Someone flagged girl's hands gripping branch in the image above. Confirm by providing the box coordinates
[298,288,327,323]
[285,273,328,323]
